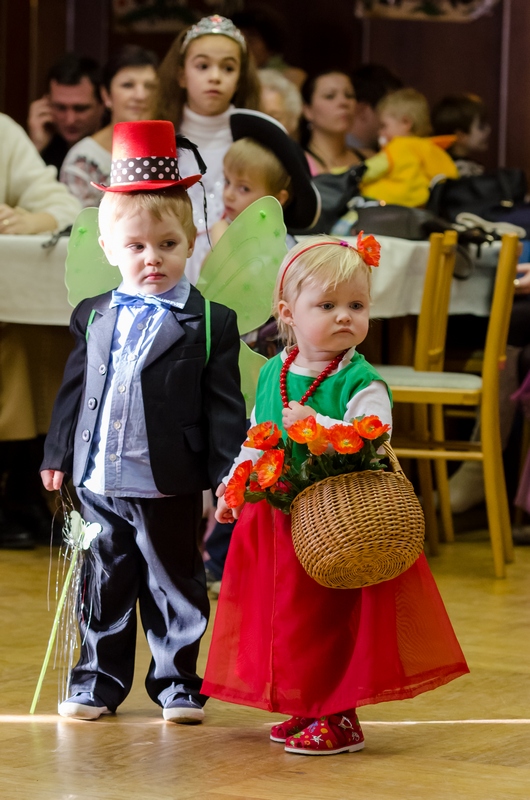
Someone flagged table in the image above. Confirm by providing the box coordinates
[1,234,498,326]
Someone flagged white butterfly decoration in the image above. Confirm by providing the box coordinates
[68,510,102,550]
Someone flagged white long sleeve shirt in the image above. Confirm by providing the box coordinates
[0,113,81,230]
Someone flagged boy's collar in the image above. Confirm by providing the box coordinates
[110,276,191,310]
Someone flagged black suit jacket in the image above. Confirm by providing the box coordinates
[42,286,247,495]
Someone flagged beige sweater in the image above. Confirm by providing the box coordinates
[0,113,80,231]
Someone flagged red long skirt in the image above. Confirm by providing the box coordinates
[202,502,469,718]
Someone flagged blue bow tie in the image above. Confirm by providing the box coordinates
[110,290,182,311]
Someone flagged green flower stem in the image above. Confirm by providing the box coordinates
[30,548,79,714]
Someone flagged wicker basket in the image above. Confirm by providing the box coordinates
[290,443,425,589]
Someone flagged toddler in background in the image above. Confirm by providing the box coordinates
[431,93,490,177]
[211,109,320,247]
[361,87,459,207]
[211,137,290,245]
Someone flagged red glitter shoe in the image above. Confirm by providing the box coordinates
[270,716,316,743]
[284,710,365,756]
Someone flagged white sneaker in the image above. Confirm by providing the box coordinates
[448,460,485,514]
[58,692,111,720]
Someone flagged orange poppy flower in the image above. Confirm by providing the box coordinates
[244,420,282,450]
[354,415,391,440]
[288,416,329,455]
[255,449,285,489]
[225,460,253,508]
[328,424,364,454]
[287,416,318,443]
[307,425,329,456]
[356,231,381,268]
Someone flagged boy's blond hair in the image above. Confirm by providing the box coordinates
[224,138,292,197]
[377,88,432,137]
[98,185,197,243]
[273,235,371,345]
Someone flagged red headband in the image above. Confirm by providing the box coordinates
[279,232,381,296]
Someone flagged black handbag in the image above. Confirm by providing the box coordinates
[426,168,527,222]
[347,203,499,280]
[349,204,449,241]
[304,164,367,235]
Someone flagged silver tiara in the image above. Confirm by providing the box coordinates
[181,15,246,53]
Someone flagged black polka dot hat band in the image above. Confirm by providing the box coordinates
[92,120,202,193]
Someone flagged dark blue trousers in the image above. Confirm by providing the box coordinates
[73,488,208,711]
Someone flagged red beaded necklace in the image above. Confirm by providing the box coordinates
[280,347,348,408]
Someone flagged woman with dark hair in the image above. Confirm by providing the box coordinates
[300,71,363,177]
[60,45,159,206]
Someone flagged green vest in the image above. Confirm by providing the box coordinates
[255,351,392,444]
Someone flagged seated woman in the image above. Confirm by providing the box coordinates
[431,93,490,178]
[300,70,363,176]
[0,113,81,549]
[60,45,159,207]
[258,68,302,140]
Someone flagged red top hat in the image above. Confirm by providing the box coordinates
[92,120,202,193]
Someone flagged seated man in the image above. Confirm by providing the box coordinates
[27,54,104,172]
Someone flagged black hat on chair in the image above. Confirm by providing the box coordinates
[229,109,321,232]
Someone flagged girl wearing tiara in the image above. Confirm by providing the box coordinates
[202,236,468,756]
[155,15,260,283]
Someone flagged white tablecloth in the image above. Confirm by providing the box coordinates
[370,236,497,318]
[0,234,496,326]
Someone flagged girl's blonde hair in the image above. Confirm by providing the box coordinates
[155,26,261,129]
[273,236,371,345]
[224,138,291,197]
[377,87,432,137]
[98,186,197,243]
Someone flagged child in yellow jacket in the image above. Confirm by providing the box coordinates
[361,88,458,207]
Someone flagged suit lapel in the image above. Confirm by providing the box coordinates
[143,289,204,369]
[86,294,118,368]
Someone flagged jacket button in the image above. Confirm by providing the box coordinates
[87,397,97,410]
[82,429,91,442]
[99,364,107,375]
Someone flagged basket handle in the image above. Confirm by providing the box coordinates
[382,441,405,475]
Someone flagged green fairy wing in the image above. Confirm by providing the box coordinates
[239,340,267,415]
[197,197,287,414]
[65,208,121,306]
[197,196,287,336]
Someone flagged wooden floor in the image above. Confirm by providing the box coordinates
[1,531,530,799]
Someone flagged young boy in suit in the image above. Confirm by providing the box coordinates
[40,120,247,722]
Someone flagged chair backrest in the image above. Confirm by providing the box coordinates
[414,229,458,372]
[482,233,520,401]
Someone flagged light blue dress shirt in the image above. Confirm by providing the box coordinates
[83,278,191,498]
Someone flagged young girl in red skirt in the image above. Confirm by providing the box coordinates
[202,235,469,756]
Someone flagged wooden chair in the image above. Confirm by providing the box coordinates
[375,230,458,555]
[377,233,520,578]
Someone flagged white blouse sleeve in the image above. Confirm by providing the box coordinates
[315,380,392,433]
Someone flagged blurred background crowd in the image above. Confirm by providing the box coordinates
[1,0,530,556]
